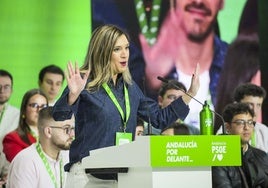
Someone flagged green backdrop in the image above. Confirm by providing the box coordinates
[0,0,91,107]
[0,0,245,108]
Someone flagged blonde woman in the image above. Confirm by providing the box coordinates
[53,24,200,187]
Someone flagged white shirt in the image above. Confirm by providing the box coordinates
[177,70,212,129]
[252,122,268,153]
[0,104,19,151]
[7,144,69,188]
[0,151,9,177]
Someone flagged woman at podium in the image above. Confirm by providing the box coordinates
[52,24,200,187]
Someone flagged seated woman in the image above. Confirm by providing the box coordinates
[3,88,48,162]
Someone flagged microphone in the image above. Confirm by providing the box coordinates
[142,77,153,135]
[157,76,226,135]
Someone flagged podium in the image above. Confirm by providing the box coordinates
[82,136,241,188]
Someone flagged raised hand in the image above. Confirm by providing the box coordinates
[66,61,90,105]
[139,8,181,90]
[187,63,200,97]
[182,63,200,105]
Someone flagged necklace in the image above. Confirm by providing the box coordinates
[135,0,161,45]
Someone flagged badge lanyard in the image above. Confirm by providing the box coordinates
[251,129,256,147]
[30,129,38,141]
[102,83,130,132]
[36,143,64,188]
[135,0,161,45]
[0,104,6,124]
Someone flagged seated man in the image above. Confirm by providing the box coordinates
[0,152,9,186]
[145,80,200,135]
[161,121,190,135]
[212,103,268,188]
[135,117,145,137]
[7,107,75,188]
[38,65,65,106]
[233,83,268,153]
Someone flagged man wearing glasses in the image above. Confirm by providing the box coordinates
[212,103,268,188]
[233,83,268,153]
[0,70,19,185]
[7,107,75,188]
[0,70,19,149]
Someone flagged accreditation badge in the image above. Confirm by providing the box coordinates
[115,132,132,146]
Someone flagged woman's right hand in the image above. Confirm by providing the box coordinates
[187,63,200,97]
[66,61,90,105]
[182,63,200,105]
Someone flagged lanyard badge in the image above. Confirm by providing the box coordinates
[102,83,132,145]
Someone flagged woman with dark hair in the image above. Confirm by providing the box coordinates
[238,0,258,36]
[3,88,48,162]
[214,35,260,134]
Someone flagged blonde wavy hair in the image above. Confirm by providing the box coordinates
[80,24,132,91]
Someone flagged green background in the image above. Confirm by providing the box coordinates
[0,0,91,107]
[0,0,246,108]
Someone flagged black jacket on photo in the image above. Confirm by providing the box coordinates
[212,144,268,188]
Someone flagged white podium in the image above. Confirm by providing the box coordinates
[81,136,241,188]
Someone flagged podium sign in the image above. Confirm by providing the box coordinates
[82,135,241,188]
[150,135,241,167]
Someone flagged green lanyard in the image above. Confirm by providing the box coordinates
[251,129,256,147]
[36,143,64,188]
[0,104,6,124]
[135,0,161,45]
[30,129,38,141]
[102,83,130,131]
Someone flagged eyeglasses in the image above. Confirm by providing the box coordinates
[28,103,48,110]
[167,95,179,101]
[0,85,11,92]
[49,126,74,135]
[231,119,256,128]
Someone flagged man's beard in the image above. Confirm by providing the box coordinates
[53,139,72,150]
[187,19,216,43]
[0,99,9,105]
[184,1,216,43]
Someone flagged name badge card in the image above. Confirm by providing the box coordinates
[116,132,132,146]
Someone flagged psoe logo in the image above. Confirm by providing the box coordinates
[211,144,226,161]
[205,119,212,126]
